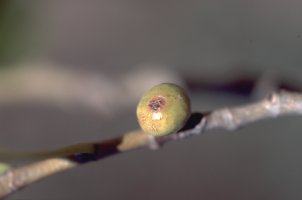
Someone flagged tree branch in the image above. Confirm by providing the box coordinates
[0,90,302,199]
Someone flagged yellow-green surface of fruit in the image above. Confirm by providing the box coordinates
[136,83,191,137]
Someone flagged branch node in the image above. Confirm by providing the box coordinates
[266,92,281,116]
[220,108,237,130]
[146,135,162,150]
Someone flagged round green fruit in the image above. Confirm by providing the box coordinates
[136,83,191,137]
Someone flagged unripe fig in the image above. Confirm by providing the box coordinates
[136,83,191,137]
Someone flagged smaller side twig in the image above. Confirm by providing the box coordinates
[0,130,151,198]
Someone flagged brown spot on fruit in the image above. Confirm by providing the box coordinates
[148,96,165,111]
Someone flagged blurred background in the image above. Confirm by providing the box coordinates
[1,0,302,199]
